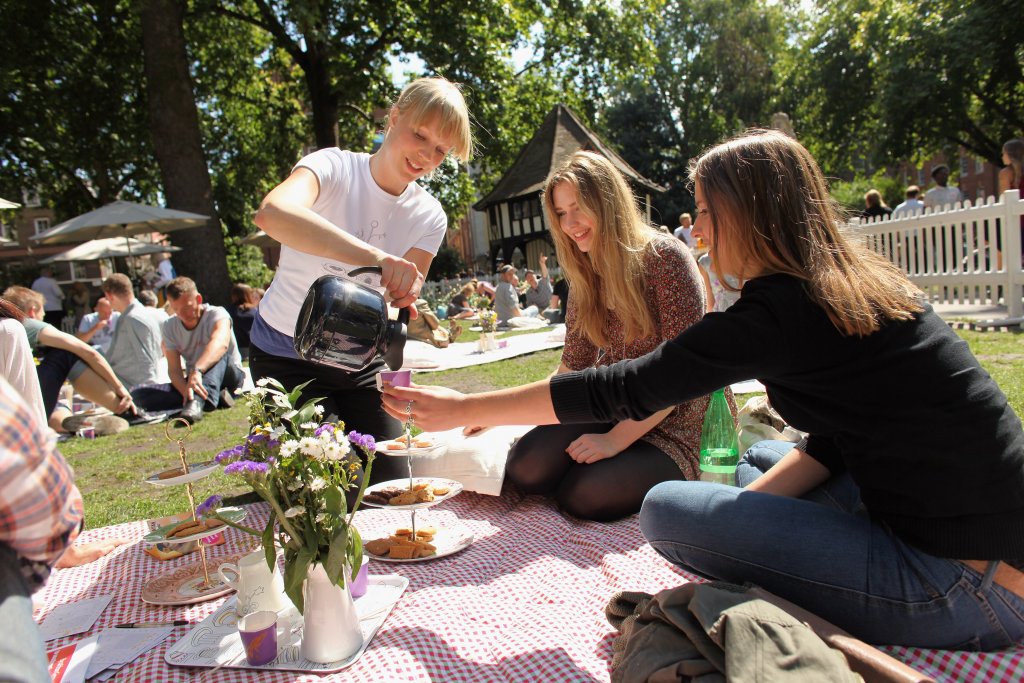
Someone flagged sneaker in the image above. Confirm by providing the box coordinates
[219,388,236,409]
[179,398,205,425]
[119,409,168,426]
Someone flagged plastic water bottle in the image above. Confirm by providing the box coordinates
[699,388,739,485]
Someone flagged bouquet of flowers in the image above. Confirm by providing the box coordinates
[478,308,498,333]
[203,377,376,614]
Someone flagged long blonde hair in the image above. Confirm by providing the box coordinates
[542,151,659,346]
[690,129,922,337]
[1004,138,1024,186]
[390,77,474,163]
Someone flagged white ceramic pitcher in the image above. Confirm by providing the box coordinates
[217,549,287,616]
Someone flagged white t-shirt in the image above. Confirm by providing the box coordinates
[891,198,925,218]
[0,318,47,426]
[162,304,242,372]
[258,149,448,336]
[923,186,962,210]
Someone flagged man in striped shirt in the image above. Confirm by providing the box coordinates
[0,377,83,683]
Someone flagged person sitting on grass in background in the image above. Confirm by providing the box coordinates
[494,265,546,328]
[75,296,119,353]
[138,288,170,322]
[2,287,143,433]
[100,274,165,391]
[131,277,244,425]
[447,282,478,320]
[523,254,558,322]
[499,150,717,522]
[382,129,1024,652]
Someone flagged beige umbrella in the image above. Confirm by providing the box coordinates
[241,229,277,248]
[31,200,208,245]
[39,237,181,264]
[0,198,21,210]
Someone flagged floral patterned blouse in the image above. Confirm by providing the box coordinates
[561,235,711,480]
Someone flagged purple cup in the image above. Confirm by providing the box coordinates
[238,610,279,666]
[375,369,411,391]
[349,555,370,598]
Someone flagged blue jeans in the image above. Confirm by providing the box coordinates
[639,440,1024,650]
[131,354,243,412]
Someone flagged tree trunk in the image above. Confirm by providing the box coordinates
[138,0,231,304]
[305,51,339,150]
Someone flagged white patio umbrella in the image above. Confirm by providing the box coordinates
[32,200,208,245]
[0,198,21,210]
[39,237,182,264]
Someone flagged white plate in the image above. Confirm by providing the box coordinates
[376,435,448,458]
[145,460,218,487]
[144,508,247,544]
[364,525,474,563]
[361,477,463,510]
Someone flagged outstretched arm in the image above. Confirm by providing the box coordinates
[382,380,558,432]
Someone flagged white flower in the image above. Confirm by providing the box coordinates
[309,476,327,492]
[256,377,271,386]
[300,421,318,430]
[298,436,322,459]
[315,512,328,524]
[287,479,302,491]
[313,405,324,416]
[284,505,305,518]
[279,441,299,458]
[272,393,291,408]
[269,425,286,440]
[322,440,346,461]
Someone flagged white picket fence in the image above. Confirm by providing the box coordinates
[852,190,1024,318]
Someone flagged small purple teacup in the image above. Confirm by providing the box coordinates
[349,555,370,598]
[375,369,411,391]
[238,610,280,666]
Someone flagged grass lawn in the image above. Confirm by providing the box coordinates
[61,330,1022,529]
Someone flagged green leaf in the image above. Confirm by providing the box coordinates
[324,525,348,586]
[283,546,314,615]
[322,485,342,517]
[262,516,276,570]
[349,526,363,579]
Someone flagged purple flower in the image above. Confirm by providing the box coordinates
[224,460,271,475]
[348,430,375,452]
[246,433,268,445]
[267,440,280,449]
[314,423,335,438]
[196,494,222,517]
[215,444,245,464]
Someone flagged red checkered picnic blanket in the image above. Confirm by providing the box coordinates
[34,491,1024,682]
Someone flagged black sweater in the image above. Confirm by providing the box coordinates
[551,274,1024,560]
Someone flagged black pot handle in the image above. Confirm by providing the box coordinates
[347,266,382,278]
[348,266,413,326]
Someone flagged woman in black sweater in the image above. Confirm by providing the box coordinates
[381,130,1024,651]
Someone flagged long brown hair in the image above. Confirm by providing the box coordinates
[542,151,659,346]
[1004,138,1024,186]
[690,129,922,336]
[0,296,25,321]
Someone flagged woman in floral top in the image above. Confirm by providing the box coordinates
[504,151,723,521]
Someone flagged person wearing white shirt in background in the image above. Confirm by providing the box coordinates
[891,185,925,218]
[30,267,65,327]
[673,212,696,251]
[923,165,962,210]
[76,297,119,353]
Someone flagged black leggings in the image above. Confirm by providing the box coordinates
[248,344,407,490]
[505,422,686,522]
